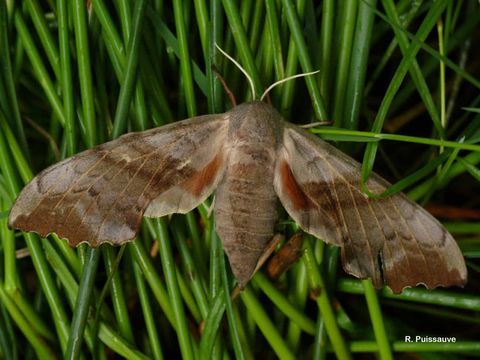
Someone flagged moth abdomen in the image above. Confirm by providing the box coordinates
[214,105,280,286]
[215,187,277,287]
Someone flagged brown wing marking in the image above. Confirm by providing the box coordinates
[275,124,467,292]
[9,114,229,246]
[274,157,343,247]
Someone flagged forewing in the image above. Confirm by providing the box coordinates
[9,114,229,247]
[274,124,467,293]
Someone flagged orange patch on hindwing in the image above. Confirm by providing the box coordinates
[280,160,314,210]
[183,153,223,196]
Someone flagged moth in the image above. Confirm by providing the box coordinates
[8,99,467,293]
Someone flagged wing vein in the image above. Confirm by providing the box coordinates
[384,197,417,275]
[93,154,154,240]
[347,186,377,278]
[28,154,108,217]
[365,200,400,283]
[394,200,445,285]
[55,129,192,235]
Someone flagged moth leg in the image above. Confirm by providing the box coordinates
[298,121,330,129]
[266,232,304,280]
[206,195,215,218]
[149,239,159,258]
[252,233,284,276]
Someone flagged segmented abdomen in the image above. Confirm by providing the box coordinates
[214,146,278,287]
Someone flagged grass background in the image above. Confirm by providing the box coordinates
[0,0,479,359]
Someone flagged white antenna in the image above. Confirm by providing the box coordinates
[260,71,320,101]
[215,43,256,100]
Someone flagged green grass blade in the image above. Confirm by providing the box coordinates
[103,247,134,343]
[241,287,295,360]
[0,286,56,359]
[331,1,357,127]
[26,0,60,80]
[253,273,316,335]
[339,278,480,311]
[199,290,225,358]
[154,218,195,360]
[0,1,28,155]
[98,323,150,360]
[173,0,197,117]
[112,0,147,138]
[281,0,327,121]
[222,0,262,99]
[57,0,77,155]
[14,11,66,126]
[381,0,444,137]
[65,247,101,360]
[220,245,245,360]
[132,260,164,360]
[361,0,449,186]
[343,0,377,130]
[362,280,393,360]
[318,0,334,107]
[72,0,96,146]
[303,239,352,360]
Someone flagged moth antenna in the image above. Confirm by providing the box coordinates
[211,65,237,107]
[260,71,320,101]
[215,43,256,100]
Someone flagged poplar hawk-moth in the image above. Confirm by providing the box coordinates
[8,101,467,293]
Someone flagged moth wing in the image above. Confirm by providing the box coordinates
[9,114,229,247]
[274,124,467,293]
